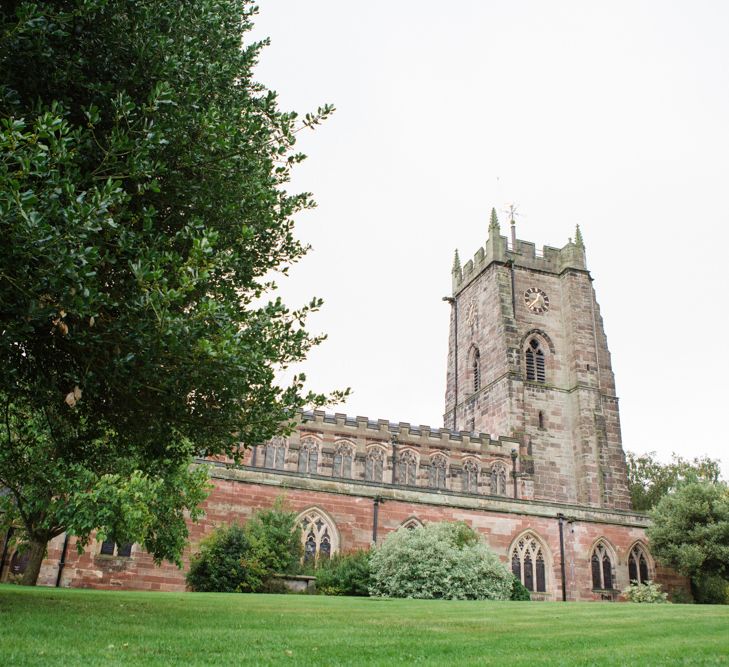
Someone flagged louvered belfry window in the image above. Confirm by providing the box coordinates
[525,339,546,382]
[472,349,481,393]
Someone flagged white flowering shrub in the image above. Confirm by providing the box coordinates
[368,521,513,600]
[621,580,670,603]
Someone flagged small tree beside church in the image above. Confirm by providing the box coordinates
[648,482,729,604]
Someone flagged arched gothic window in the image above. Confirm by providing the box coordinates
[428,453,447,489]
[398,450,418,486]
[401,518,423,530]
[299,509,337,563]
[490,463,508,496]
[463,459,479,493]
[591,541,614,590]
[365,448,384,482]
[332,441,354,478]
[628,544,651,584]
[511,533,547,593]
[264,437,286,470]
[472,348,481,393]
[297,438,319,475]
[525,338,546,383]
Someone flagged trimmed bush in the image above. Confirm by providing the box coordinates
[692,575,729,605]
[186,499,301,592]
[314,550,371,596]
[510,576,532,601]
[368,522,513,600]
[622,580,669,603]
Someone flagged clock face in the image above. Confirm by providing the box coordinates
[524,287,550,314]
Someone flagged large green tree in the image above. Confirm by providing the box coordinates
[626,451,722,511]
[648,482,729,603]
[0,0,341,584]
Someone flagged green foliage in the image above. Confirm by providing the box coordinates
[185,524,254,593]
[510,576,532,601]
[313,550,371,596]
[241,499,302,578]
[691,574,729,605]
[368,522,513,600]
[186,501,301,593]
[622,580,670,603]
[0,1,343,582]
[648,482,729,584]
[626,451,722,511]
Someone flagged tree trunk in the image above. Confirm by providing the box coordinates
[19,537,47,586]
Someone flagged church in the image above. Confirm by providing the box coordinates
[9,211,688,600]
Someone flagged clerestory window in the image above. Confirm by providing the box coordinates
[298,438,319,475]
[490,463,508,496]
[428,454,447,489]
[332,441,354,478]
[463,459,479,494]
[365,448,384,482]
[398,450,418,486]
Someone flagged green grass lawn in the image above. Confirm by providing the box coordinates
[1,585,728,666]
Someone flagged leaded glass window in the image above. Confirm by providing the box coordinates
[463,459,479,494]
[365,448,384,482]
[591,542,614,590]
[264,437,286,470]
[332,442,354,478]
[628,544,650,584]
[398,450,418,486]
[299,510,337,563]
[490,463,508,496]
[428,454,447,489]
[511,534,548,593]
[298,438,319,475]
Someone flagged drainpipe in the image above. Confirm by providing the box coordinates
[442,296,458,431]
[391,434,398,485]
[0,527,13,580]
[510,448,519,499]
[55,532,70,587]
[372,497,383,544]
[557,513,567,602]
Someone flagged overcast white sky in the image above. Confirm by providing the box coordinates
[250,1,729,476]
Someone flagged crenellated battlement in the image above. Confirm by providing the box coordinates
[451,209,587,294]
[297,409,519,455]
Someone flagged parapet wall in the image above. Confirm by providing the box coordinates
[453,232,587,294]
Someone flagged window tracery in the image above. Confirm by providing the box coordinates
[298,509,337,563]
[525,338,546,383]
[590,541,614,590]
[428,453,447,489]
[490,462,508,496]
[628,543,651,584]
[398,450,418,486]
[297,437,319,475]
[264,437,287,470]
[332,441,354,478]
[511,533,547,593]
[463,459,479,493]
[365,448,384,482]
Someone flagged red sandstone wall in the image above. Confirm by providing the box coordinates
[33,479,689,601]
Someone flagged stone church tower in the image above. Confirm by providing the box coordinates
[444,210,631,510]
